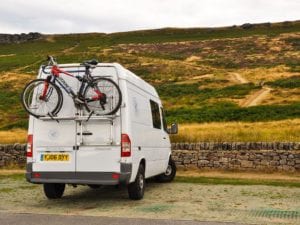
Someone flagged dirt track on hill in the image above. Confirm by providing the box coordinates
[241,87,272,107]
[231,73,249,84]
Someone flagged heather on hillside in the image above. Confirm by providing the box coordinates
[0,21,299,131]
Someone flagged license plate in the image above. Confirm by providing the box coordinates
[41,153,70,161]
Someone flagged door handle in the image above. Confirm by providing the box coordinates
[77,132,93,135]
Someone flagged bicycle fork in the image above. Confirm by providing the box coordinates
[39,76,52,101]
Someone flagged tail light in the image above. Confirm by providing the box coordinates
[112,173,120,180]
[27,134,33,157]
[121,134,131,157]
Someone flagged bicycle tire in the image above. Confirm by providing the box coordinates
[83,77,122,115]
[21,79,63,118]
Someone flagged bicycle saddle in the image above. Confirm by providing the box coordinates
[82,59,98,66]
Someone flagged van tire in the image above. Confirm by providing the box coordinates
[156,158,176,182]
[43,183,65,199]
[128,164,145,200]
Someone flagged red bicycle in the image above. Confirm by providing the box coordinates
[21,56,122,118]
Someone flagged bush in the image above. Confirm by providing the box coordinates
[166,102,300,123]
[267,76,300,88]
[156,83,258,101]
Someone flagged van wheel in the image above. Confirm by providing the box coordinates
[43,183,65,199]
[128,164,145,200]
[156,158,176,182]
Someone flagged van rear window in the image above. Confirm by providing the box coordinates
[150,100,161,129]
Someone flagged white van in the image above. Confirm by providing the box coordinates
[25,63,178,200]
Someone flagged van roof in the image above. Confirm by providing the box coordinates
[54,63,159,99]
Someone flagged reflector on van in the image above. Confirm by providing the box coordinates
[27,134,33,157]
[121,134,131,157]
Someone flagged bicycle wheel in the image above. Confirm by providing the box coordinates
[21,79,63,118]
[83,77,122,115]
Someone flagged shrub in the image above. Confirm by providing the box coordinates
[266,76,300,88]
[166,102,300,123]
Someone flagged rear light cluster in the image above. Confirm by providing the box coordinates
[121,134,131,157]
[27,134,33,157]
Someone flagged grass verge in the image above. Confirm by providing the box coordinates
[170,119,300,142]
[1,170,299,188]
[0,173,24,180]
[175,176,300,188]
[175,170,300,187]
[0,129,27,143]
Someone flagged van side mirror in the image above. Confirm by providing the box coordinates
[167,123,178,134]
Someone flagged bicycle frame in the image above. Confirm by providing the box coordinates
[41,65,103,102]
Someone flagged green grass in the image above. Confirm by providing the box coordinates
[1,21,299,72]
[166,102,300,123]
[0,187,14,193]
[0,20,299,129]
[175,176,300,188]
[267,76,300,88]
[0,173,24,180]
[0,120,28,130]
[284,37,300,51]
[0,83,19,110]
[137,204,171,213]
[105,21,300,44]
[1,172,299,188]
[0,82,27,130]
[156,83,259,101]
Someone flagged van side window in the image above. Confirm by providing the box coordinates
[161,107,168,132]
[150,100,161,129]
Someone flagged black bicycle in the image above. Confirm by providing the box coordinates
[21,56,122,118]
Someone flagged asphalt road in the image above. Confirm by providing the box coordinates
[0,212,244,225]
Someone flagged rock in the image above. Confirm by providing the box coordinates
[241,23,254,29]
[0,32,42,44]
[241,160,253,168]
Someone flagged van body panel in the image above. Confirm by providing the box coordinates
[26,63,171,186]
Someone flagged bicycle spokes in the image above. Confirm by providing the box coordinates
[22,79,62,118]
[84,78,121,115]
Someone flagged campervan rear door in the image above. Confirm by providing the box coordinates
[75,66,121,173]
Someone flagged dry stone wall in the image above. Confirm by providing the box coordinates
[0,143,300,172]
[0,144,26,167]
[172,142,300,172]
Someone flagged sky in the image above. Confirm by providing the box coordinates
[1,0,299,34]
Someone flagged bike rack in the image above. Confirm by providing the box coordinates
[35,63,121,147]
[39,114,118,121]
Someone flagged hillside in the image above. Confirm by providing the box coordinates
[0,21,299,132]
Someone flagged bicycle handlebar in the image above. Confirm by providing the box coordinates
[41,65,50,74]
[47,55,57,65]
[41,55,57,74]
[41,56,98,74]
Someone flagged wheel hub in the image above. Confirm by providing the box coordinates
[165,165,172,176]
[139,174,144,189]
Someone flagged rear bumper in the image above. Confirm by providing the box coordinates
[26,163,131,185]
